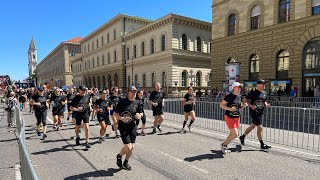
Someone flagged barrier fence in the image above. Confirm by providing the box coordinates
[15,105,38,180]
[144,100,320,152]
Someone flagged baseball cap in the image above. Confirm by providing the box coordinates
[79,85,87,91]
[257,79,267,84]
[232,82,243,89]
[128,86,137,92]
[38,86,44,91]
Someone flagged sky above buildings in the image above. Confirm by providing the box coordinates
[0,0,211,81]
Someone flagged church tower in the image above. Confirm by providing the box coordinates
[28,37,37,77]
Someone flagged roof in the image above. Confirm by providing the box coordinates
[29,37,36,50]
[66,37,82,43]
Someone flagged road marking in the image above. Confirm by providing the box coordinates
[135,142,209,174]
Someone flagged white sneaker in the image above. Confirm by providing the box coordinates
[180,128,186,133]
[221,143,231,154]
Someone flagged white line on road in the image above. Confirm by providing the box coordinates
[135,142,209,174]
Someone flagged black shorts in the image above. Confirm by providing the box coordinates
[72,112,77,118]
[97,114,110,124]
[152,108,164,116]
[251,116,262,126]
[75,114,90,125]
[119,127,137,144]
[184,105,193,113]
[52,109,64,116]
[136,112,146,125]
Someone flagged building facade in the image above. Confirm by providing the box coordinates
[72,14,211,93]
[28,38,37,77]
[37,37,82,87]
[211,0,320,96]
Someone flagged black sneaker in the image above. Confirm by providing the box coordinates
[42,134,47,140]
[85,143,91,148]
[67,116,69,121]
[36,130,41,136]
[117,156,123,168]
[261,144,271,149]
[76,137,80,145]
[97,138,103,144]
[140,131,146,136]
[157,125,162,132]
[152,128,157,134]
[239,135,245,145]
[123,162,132,170]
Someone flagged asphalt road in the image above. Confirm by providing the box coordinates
[21,108,320,180]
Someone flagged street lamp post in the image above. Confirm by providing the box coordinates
[120,32,127,88]
[131,38,133,86]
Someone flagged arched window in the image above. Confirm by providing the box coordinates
[249,54,259,80]
[182,34,188,50]
[151,73,156,87]
[133,45,137,58]
[279,0,290,23]
[127,47,130,60]
[114,50,117,62]
[150,38,155,54]
[108,74,112,88]
[228,14,236,36]
[182,71,188,87]
[251,5,261,30]
[102,55,105,65]
[196,36,202,52]
[312,0,320,15]
[305,47,319,69]
[142,74,146,87]
[161,35,166,51]
[114,73,118,87]
[107,53,110,64]
[196,71,202,87]
[141,42,145,56]
[113,29,117,40]
[277,50,289,79]
[162,72,166,87]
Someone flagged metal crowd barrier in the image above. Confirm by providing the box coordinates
[15,105,38,180]
[145,100,320,152]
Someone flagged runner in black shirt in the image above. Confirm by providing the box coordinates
[50,88,67,130]
[114,86,142,170]
[239,79,272,149]
[135,90,146,135]
[30,86,49,140]
[66,88,75,122]
[149,82,165,134]
[94,90,112,143]
[70,85,92,148]
[181,87,196,133]
[220,82,248,154]
[109,87,120,137]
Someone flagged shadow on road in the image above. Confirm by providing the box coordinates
[64,168,122,180]
[157,131,181,136]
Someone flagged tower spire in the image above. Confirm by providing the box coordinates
[29,37,36,50]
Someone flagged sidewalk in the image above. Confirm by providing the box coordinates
[0,104,20,180]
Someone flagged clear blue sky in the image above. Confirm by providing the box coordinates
[0,0,212,81]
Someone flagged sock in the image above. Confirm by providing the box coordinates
[242,134,246,138]
[183,121,187,128]
[124,159,128,164]
[259,140,264,145]
[117,154,122,159]
[189,120,194,126]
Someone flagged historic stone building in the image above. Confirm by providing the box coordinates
[211,0,320,96]
[72,14,211,93]
[37,37,82,87]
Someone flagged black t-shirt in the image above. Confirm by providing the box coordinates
[51,95,67,110]
[115,98,142,130]
[149,91,165,109]
[95,98,111,116]
[71,94,91,115]
[32,94,48,111]
[224,94,242,118]
[135,96,145,111]
[109,95,120,108]
[66,93,75,105]
[246,90,267,115]
[184,93,194,109]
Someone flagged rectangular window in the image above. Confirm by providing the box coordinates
[279,3,290,23]
[250,16,260,30]
[101,36,104,45]
[107,34,110,43]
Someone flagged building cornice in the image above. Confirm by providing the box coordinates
[212,0,231,7]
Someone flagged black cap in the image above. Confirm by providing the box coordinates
[257,79,267,84]
[79,85,87,91]
[128,86,137,92]
[38,86,44,91]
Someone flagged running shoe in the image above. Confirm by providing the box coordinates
[85,143,91,148]
[67,116,69,121]
[180,128,186,133]
[157,125,162,132]
[98,137,103,144]
[42,134,47,140]
[123,162,132,170]
[140,131,146,136]
[152,128,157,134]
[62,123,67,126]
[239,135,245,145]
[261,144,271,149]
[76,137,80,145]
[115,134,120,138]
[221,143,231,154]
[187,125,191,132]
[36,130,41,136]
[53,125,57,131]
[116,155,123,168]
